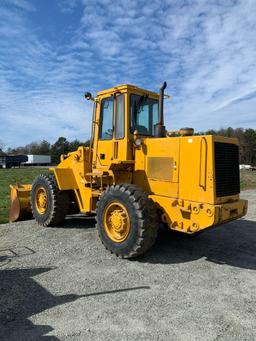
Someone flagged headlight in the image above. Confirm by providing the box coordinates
[134,138,142,147]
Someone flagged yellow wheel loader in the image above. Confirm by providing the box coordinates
[9,82,248,258]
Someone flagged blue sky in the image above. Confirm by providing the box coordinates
[0,0,256,148]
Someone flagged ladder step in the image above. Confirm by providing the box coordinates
[86,171,109,177]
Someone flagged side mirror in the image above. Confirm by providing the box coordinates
[84,92,92,100]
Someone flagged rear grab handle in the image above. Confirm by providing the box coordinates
[199,137,207,190]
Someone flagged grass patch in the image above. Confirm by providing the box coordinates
[240,169,256,190]
[0,168,48,224]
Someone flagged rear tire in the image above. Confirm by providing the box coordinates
[31,174,69,227]
[96,184,159,258]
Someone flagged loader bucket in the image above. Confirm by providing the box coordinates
[9,184,33,222]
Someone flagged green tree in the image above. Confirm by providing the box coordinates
[205,129,217,135]
[244,129,256,165]
[38,140,51,155]
[68,139,83,152]
[226,127,235,137]
[50,137,69,164]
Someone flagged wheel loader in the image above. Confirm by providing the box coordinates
[9,82,248,258]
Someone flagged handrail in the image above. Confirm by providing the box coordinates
[199,137,207,190]
[89,102,97,167]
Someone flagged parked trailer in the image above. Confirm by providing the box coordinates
[240,164,252,170]
[0,155,28,168]
[25,155,51,166]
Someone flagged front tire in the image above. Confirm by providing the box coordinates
[31,174,69,227]
[96,184,159,258]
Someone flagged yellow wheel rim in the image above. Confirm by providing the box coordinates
[35,186,48,215]
[103,202,131,243]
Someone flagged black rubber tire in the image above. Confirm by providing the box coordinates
[31,173,69,227]
[96,184,159,258]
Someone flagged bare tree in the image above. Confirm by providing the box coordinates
[0,139,6,153]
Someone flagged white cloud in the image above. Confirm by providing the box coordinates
[3,0,35,12]
[0,0,256,148]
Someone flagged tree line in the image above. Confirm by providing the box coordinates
[2,137,90,164]
[1,127,256,165]
[200,127,256,165]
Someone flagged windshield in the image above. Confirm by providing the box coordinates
[130,94,159,136]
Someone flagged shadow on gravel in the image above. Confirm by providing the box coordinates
[0,267,80,341]
[81,285,150,298]
[64,215,96,229]
[139,219,256,270]
[0,265,150,340]
[61,216,256,270]
[0,247,35,268]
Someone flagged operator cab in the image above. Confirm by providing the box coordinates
[95,83,163,138]
[86,84,166,168]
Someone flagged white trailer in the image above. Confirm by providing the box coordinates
[239,164,252,170]
[26,155,51,165]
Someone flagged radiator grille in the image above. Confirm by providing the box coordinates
[214,142,240,197]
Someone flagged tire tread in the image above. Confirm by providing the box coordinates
[31,173,68,227]
[96,183,159,258]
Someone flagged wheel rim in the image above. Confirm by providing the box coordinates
[35,186,48,215]
[103,202,131,243]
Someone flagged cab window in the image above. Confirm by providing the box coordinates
[130,94,158,136]
[115,94,125,139]
[99,97,114,140]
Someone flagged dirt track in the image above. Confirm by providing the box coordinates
[0,190,255,340]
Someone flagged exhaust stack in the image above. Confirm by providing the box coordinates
[155,81,167,137]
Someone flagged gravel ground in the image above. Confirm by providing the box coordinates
[0,190,255,341]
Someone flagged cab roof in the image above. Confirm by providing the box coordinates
[97,84,159,98]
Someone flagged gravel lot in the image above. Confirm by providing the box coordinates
[0,190,255,341]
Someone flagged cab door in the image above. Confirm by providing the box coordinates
[93,93,128,170]
[95,95,114,168]
[112,93,127,162]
